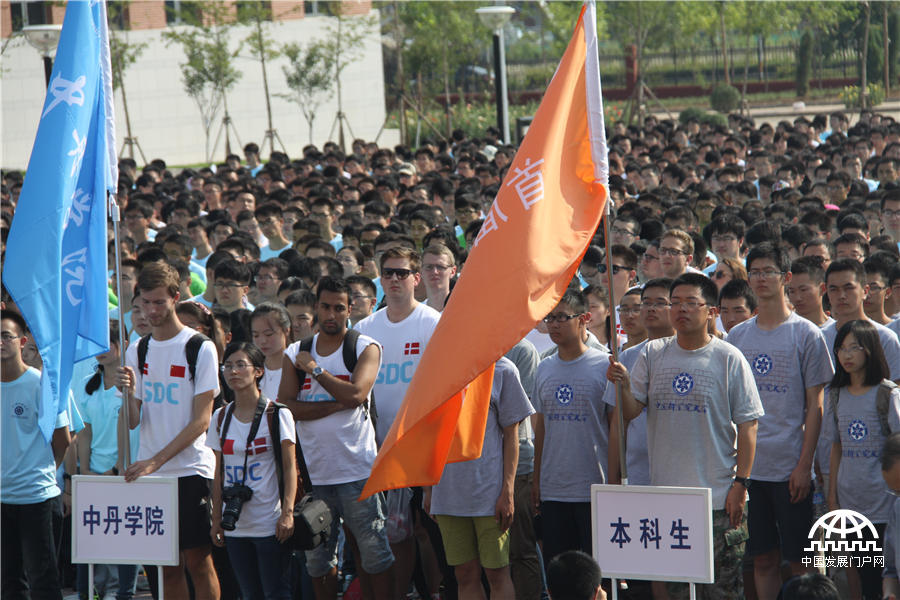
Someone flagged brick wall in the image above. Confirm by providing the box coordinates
[338,1,371,16]
[48,3,65,25]
[127,1,167,31]
[1,1,12,38]
[271,1,305,21]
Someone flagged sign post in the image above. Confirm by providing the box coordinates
[73,476,179,599]
[591,484,714,599]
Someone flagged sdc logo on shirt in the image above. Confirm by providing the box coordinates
[376,361,415,385]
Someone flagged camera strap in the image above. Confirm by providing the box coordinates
[219,396,268,487]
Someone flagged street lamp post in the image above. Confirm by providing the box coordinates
[476,6,515,145]
[22,24,62,87]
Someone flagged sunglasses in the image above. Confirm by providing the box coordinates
[382,268,415,280]
[597,264,628,275]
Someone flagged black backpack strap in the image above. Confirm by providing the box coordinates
[185,333,211,382]
[342,328,360,373]
[294,335,315,394]
[137,334,151,378]
[268,402,285,502]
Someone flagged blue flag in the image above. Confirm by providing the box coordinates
[3,0,116,442]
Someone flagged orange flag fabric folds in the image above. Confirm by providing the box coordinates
[362,1,608,498]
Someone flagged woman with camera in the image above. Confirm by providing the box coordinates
[207,342,298,600]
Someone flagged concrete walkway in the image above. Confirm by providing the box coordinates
[649,99,900,128]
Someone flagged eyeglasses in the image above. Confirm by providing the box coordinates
[641,300,671,310]
[597,264,629,275]
[867,283,887,292]
[423,264,453,273]
[642,253,659,262]
[0,333,20,342]
[669,300,707,310]
[658,247,688,257]
[883,209,900,219]
[610,226,637,237]
[382,268,415,280]
[837,345,865,355]
[748,270,784,279]
[619,306,642,315]
[542,313,582,323]
[221,361,253,372]
[214,282,245,289]
[710,235,738,243]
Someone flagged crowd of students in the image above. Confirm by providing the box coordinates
[4,107,900,600]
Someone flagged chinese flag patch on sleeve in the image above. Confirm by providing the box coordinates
[170,365,186,378]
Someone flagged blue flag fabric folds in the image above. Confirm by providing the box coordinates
[3,0,116,441]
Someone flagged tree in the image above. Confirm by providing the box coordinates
[108,3,148,161]
[163,1,241,162]
[279,40,334,145]
[319,6,377,151]
[237,1,292,155]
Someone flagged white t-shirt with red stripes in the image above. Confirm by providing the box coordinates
[206,401,296,537]
[284,332,381,485]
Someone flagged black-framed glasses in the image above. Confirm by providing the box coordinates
[422,264,453,273]
[0,333,20,342]
[610,226,637,237]
[383,268,415,280]
[221,361,253,372]
[669,300,707,310]
[542,313,583,324]
[748,270,784,279]
[214,282,245,289]
[659,247,688,257]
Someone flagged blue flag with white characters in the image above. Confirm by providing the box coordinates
[3,0,116,442]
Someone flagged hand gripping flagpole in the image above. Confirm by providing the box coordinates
[602,197,628,487]
[109,191,132,470]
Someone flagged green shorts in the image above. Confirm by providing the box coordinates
[434,515,510,569]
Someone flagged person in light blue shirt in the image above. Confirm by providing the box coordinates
[1,310,71,599]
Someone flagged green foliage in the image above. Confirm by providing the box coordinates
[678,106,727,128]
[279,41,335,143]
[236,1,281,62]
[710,83,740,113]
[796,30,812,97]
[162,1,242,160]
[840,82,885,108]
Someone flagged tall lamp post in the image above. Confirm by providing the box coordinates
[22,24,63,86]
[476,6,515,145]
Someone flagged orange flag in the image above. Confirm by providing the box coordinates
[361,1,608,498]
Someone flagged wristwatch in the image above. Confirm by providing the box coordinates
[311,366,324,379]
[733,476,750,489]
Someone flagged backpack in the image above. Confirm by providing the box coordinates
[294,328,378,431]
[137,332,210,383]
[829,379,897,438]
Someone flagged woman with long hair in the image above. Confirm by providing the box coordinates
[250,303,291,403]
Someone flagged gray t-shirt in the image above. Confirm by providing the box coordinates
[726,313,834,481]
[883,497,900,579]
[506,338,540,476]
[602,340,651,486]
[824,384,900,524]
[535,346,612,502]
[631,336,765,510]
[430,358,535,516]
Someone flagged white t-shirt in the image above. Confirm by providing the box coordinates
[284,332,381,485]
[206,401,296,537]
[126,327,220,479]
[261,367,281,404]
[355,303,441,443]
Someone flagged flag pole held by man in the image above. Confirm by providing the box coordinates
[362,0,609,499]
[3,0,116,440]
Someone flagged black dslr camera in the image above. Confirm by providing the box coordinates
[221,484,253,531]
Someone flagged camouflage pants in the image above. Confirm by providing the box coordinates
[668,507,748,600]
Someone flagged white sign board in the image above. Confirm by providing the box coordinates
[72,476,179,566]
[591,484,713,584]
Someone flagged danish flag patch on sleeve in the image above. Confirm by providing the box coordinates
[404,342,420,355]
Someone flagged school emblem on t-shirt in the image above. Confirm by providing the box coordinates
[752,353,773,376]
[848,419,868,441]
[555,383,574,405]
[12,402,26,418]
[403,342,420,356]
[672,372,694,396]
